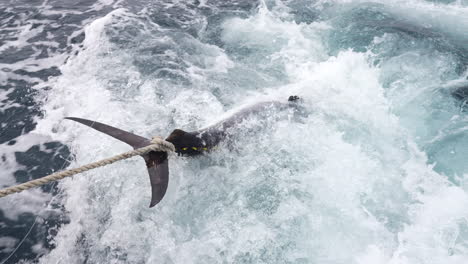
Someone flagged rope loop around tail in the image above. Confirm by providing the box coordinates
[0,137,175,198]
[151,136,176,153]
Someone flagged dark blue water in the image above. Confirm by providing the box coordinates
[0,0,112,262]
[1,0,467,263]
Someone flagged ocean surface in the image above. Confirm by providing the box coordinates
[0,0,467,263]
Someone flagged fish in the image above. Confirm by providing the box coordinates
[66,95,301,207]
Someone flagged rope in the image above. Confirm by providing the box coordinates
[0,137,175,198]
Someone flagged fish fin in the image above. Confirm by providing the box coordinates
[65,117,150,149]
[146,151,169,207]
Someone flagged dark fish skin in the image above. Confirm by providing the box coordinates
[146,151,169,207]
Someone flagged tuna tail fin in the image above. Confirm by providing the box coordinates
[65,117,150,149]
[65,117,169,208]
[146,151,169,207]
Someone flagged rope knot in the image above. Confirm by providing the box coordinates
[151,136,175,153]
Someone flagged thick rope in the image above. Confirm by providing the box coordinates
[0,137,175,198]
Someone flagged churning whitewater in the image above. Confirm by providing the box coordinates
[0,0,467,263]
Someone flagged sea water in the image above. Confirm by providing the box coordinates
[0,0,467,263]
